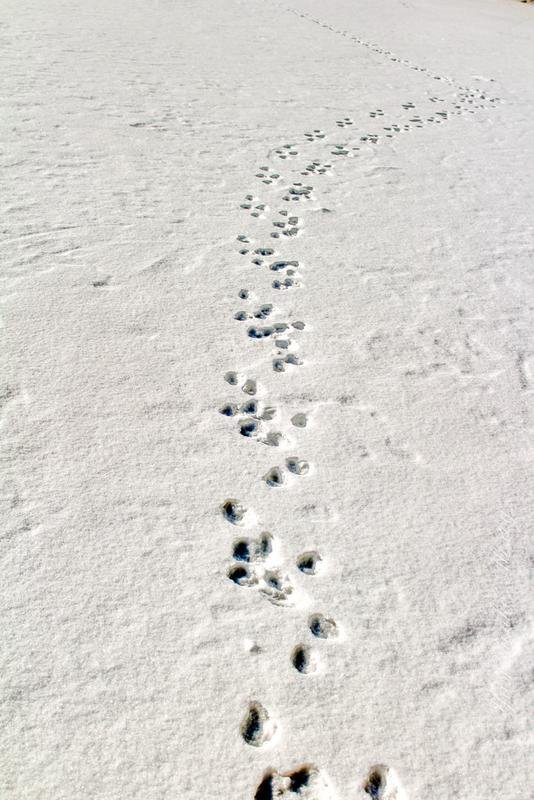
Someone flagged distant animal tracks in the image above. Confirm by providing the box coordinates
[217,7,499,789]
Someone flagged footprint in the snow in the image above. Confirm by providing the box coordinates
[264,466,284,487]
[275,144,299,159]
[291,644,319,674]
[297,551,321,574]
[224,371,239,386]
[254,765,334,799]
[302,161,332,176]
[242,378,257,395]
[336,117,354,128]
[309,613,337,639]
[291,412,307,427]
[232,531,273,563]
[227,563,256,586]
[286,457,309,475]
[364,765,406,800]
[221,498,248,526]
[241,702,276,747]
[259,568,294,605]
[219,402,239,417]
[331,143,350,156]
[304,129,326,142]
[282,183,313,202]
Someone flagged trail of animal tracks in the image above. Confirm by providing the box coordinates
[1,0,533,798]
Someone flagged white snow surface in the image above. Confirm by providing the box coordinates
[1,0,533,798]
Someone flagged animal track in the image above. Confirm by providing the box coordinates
[221,8,500,777]
[221,498,247,526]
[309,613,337,639]
[291,644,318,674]
[297,551,321,574]
[364,765,406,800]
[254,765,334,799]
[241,702,276,747]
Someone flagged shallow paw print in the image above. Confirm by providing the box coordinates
[309,613,337,639]
[302,160,332,176]
[239,194,259,213]
[369,108,385,118]
[236,233,251,254]
[261,431,283,447]
[273,352,304,371]
[256,165,281,184]
[258,567,294,605]
[360,133,379,144]
[282,183,313,203]
[331,143,350,156]
[286,456,309,476]
[336,116,353,128]
[304,129,326,142]
[242,378,257,395]
[272,277,299,291]
[274,143,299,160]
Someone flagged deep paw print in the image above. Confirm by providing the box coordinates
[291,644,319,674]
[364,765,407,800]
[241,702,276,747]
[297,550,321,575]
[221,498,252,526]
[254,765,335,799]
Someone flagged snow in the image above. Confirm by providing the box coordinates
[1,0,532,798]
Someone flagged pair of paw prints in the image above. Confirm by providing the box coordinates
[264,457,309,487]
[256,166,281,185]
[282,183,314,202]
[304,129,326,142]
[274,143,299,159]
[302,160,332,176]
[271,210,301,239]
[241,195,268,218]
[227,530,294,606]
[252,761,406,799]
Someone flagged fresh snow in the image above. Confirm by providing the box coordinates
[1,0,533,798]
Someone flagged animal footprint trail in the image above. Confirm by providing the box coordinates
[217,14,499,789]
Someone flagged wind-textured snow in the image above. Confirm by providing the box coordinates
[1,0,533,798]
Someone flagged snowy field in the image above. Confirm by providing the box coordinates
[1,0,533,798]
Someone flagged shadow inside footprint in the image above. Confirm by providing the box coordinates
[241,702,274,747]
[221,498,246,525]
